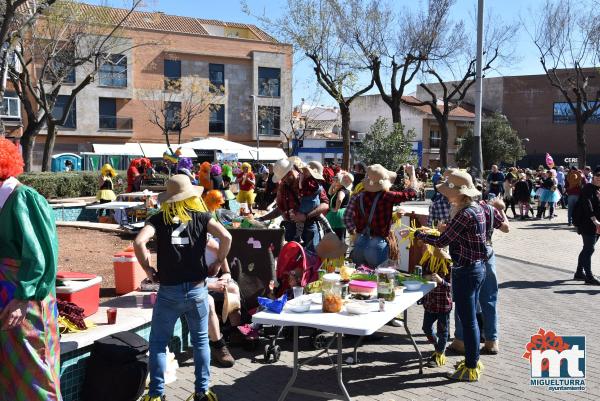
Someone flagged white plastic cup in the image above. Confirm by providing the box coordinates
[135,294,144,307]
[293,286,304,299]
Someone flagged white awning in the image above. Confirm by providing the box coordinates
[92,143,143,155]
[138,143,196,158]
[255,147,286,161]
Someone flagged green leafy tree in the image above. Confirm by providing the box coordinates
[456,113,526,168]
[355,117,415,171]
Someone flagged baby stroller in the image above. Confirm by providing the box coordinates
[262,241,331,362]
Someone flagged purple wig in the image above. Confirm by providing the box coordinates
[210,164,222,176]
[177,157,193,172]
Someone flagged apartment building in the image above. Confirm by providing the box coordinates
[3,4,292,168]
[349,94,474,167]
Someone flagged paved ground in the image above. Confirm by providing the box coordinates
[164,206,599,401]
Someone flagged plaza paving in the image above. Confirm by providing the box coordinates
[165,207,599,401]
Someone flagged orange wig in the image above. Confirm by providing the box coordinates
[0,138,24,180]
[198,162,212,190]
[204,189,224,212]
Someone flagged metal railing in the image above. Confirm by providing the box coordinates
[99,115,133,131]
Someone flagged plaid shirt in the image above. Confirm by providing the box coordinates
[344,189,416,238]
[416,204,487,267]
[422,270,452,313]
[276,180,328,220]
[427,192,451,227]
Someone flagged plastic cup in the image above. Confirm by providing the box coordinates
[293,286,304,299]
[135,294,144,307]
[149,292,157,305]
[107,308,117,324]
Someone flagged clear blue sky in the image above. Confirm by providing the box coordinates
[85,0,546,106]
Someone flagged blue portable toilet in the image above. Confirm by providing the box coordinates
[51,153,82,172]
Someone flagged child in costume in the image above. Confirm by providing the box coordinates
[292,161,333,242]
[197,162,212,190]
[236,162,256,214]
[97,163,117,203]
[0,138,62,400]
[513,173,531,220]
[177,157,198,185]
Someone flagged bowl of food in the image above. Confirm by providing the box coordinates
[402,281,422,291]
[345,301,371,315]
[287,298,312,313]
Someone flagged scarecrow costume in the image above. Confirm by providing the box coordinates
[343,164,416,268]
[0,138,62,401]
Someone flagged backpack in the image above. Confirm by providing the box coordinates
[82,331,149,401]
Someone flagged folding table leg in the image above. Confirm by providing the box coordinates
[278,326,299,401]
[403,308,423,374]
[336,333,352,401]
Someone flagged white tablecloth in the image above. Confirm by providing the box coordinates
[252,282,435,336]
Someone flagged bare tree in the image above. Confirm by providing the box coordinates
[243,0,374,169]
[8,0,145,171]
[1,0,57,134]
[403,8,517,167]
[343,0,461,126]
[531,0,600,168]
[141,76,220,152]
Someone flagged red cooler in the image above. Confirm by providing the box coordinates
[113,246,146,295]
[56,272,102,317]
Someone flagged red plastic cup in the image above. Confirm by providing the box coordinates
[107,308,117,324]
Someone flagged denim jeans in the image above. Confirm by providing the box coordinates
[281,220,320,251]
[578,234,599,278]
[350,234,389,268]
[149,283,210,396]
[455,253,498,342]
[422,311,451,354]
[452,261,485,368]
[568,195,579,224]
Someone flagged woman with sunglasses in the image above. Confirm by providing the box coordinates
[574,166,600,285]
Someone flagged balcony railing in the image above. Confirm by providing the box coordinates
[99,115,133,131]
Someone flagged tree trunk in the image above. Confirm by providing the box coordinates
[41,121,57,172]
[391,99,402,126]
[340,104,351,170]
[20,132,36,172]
[576,120,587,169]
[440,119,450,167]
[164,129,172,153]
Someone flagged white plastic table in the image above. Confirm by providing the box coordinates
[252,282,436,401]
[86,201,144,226]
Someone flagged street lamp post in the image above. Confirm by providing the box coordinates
[472,0,485,179]
[250,94,259,161]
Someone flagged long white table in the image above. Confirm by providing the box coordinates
[252,282,436,401]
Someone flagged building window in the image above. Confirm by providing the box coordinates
[99,54,127,87]
[51,95,76,128]
[258,106,280,136]
[98,98,133,130]
[209,64,224,93]
[164,59,181,90]
[0,94,20,118]
[553,101,600,124]
[209,104,225,133]
[258,67,280,97]
[165,101,181,131]
[429,130,441,149]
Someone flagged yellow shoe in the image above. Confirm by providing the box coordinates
[185,389,218,401]
[447,360,484,382]
[140,395,166,401]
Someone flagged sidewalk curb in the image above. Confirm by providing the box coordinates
[56,221,126,234]
[495,254,572,274]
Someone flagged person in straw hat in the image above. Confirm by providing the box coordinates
[258,157,330,251]
[327,171,354,241]
[343,163,417,268]
[402,169,489,381]
[134,174,232,401]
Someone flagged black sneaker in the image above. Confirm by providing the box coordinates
[585,276,600,286]
[574,271,587,281]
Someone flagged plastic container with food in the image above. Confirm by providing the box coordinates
[287,297,312,313]
[402,280,423,291]
[345,300,371,315]
[322,273,343,313]
[348,280,377,300]
[376,267,397,301]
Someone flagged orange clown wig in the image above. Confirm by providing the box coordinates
[204,189,225,212]
[0,138,24,180]
[198,161,212,190]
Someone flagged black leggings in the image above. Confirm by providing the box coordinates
[504,197,516,217]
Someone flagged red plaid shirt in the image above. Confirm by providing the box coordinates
[422,270,452,313]
[415,204,487,267]
[276,180,328,220]
[343,189,415,237]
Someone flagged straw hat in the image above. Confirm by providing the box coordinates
[316,232,348,259]
[158,174,204,204]
[304,161,324,181]
[272,158,294,183]
[362,164,397,192]
[287,156,305,169]
[222,288,241,323]
[436,169,480,199]
[336,171,354,190]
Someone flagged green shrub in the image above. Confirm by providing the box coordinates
[19,171,168,199]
